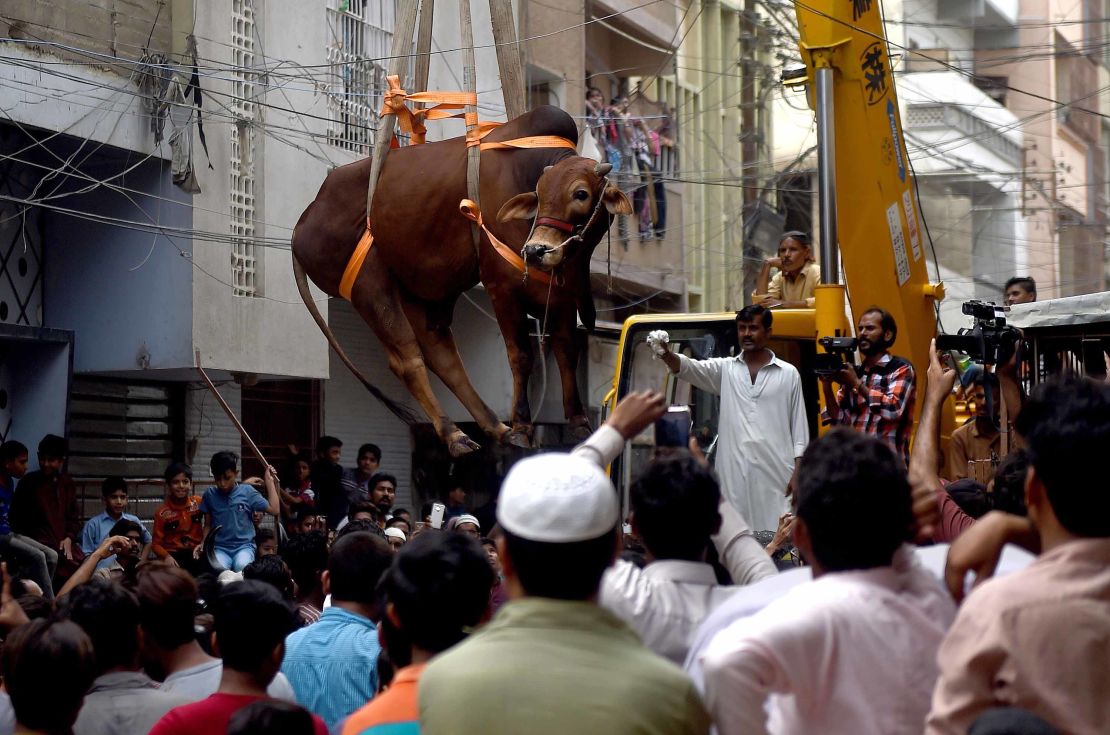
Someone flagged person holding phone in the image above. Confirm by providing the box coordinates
[653,305,809,532]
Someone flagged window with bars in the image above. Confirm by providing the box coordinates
[326,0,398,155]
[231,0,258,297]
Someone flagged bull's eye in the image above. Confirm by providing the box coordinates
[574,190,590,201]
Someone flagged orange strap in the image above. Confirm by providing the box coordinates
[380,75,478,145]
[479,135,578,151]
[459,199,551,285]
[339,219,374,300]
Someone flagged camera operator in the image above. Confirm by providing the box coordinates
[820,307,916,466]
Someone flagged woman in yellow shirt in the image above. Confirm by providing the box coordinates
[753,231,821,308]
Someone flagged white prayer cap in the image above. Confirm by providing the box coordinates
[447,514,481,532]
[497,453,618,543]
[384,526,407,542]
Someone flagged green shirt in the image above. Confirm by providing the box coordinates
[418,597,711,735]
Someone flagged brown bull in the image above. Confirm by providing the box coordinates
[291,106,632,457]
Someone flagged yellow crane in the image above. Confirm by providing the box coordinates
[605,0,946,498]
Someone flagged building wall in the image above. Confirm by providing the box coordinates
[42,157,195,374]
[187,0,331,380]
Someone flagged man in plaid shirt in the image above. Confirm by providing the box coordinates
[820,307,916,465]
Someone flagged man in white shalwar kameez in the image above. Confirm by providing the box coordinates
[654,305,809,532]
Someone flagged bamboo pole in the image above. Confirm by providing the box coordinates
[488,0,527,120]
[365,0,420,219]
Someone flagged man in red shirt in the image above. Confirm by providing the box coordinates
[149,581,327,735]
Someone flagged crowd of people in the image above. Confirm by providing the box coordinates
[585,88,671,242]
[0,244,1103,734]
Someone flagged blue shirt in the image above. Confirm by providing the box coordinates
[199,483,268,552]
[0,476,14,536]
[80,510,152,568]
[281,606,380,730]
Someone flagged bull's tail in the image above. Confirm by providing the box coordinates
[292,253,419,426]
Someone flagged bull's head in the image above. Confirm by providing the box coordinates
[496,158,633,270]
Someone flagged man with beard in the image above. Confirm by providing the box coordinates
[656,305,809,532]
[821,307,916,466]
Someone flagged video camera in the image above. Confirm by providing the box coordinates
[935,300,1021,365]
[814,335,859,377]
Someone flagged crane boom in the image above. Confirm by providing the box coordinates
[793,0,944,385]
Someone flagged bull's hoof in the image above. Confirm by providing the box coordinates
[489,423,513,443]
[447,431,481,457]
[568,415,592,441]
[506,424,533,449]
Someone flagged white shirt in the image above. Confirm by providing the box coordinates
[160,659,297,702]
[576,426,777,665]
[684,544,1036,691]
[700,548,957,735]
[677,351,809,532]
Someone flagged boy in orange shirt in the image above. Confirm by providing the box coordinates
[151,463,205,571]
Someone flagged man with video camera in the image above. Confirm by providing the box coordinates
[820,307,916,466]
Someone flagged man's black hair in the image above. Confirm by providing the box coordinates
[391,507,410,518]
[779,230,811,247]
[631,456,721,561]
[57,578,141,675]
[945,479,991,519]
[256,527,276,546]
[795,428,912,571]
[214,580,298,673]
[137,565,201,650]
[990,449,1029,516]
[101,475,128,498]
[210,450,240,477]
[479,536,497,551]
[502,527,616,600]
[735,304,772,329]
[337,518,384,540]
[37,433,67,458]
[228,700,317,735]
[0,440,28,464]
[315,436,342,455]
[358,443,382,463]
[327,531,392,604]
[243,555,294,600]
[110,517,144,538]
[163,461,193,484]
[348,499,380,521]
[2,620,95,734]
[1004,276,1036,298]
[281,530,329,595]
[1014,377,1110,537]
[369,472,397,490]
[387,516,411,533]
[863,305,898,345]
[378,532,494,667]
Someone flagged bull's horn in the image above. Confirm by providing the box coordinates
[544,165,554,174]
[595,162,613,177]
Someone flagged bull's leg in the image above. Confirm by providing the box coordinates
[549,311,592,441]
[350,273,479,458]
[399,295,512,444]
[486,288,536,448]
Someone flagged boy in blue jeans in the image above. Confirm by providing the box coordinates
[194,451,280,572]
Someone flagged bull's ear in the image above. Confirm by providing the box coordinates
[497,192,539,223]
[602,186,633,215]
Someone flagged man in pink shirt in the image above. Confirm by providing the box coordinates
[700,428,955,735]
[927,377,1110,735]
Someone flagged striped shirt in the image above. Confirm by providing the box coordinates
[341,664,424,735]
[282,606,381,730]
[824,353,916,465]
